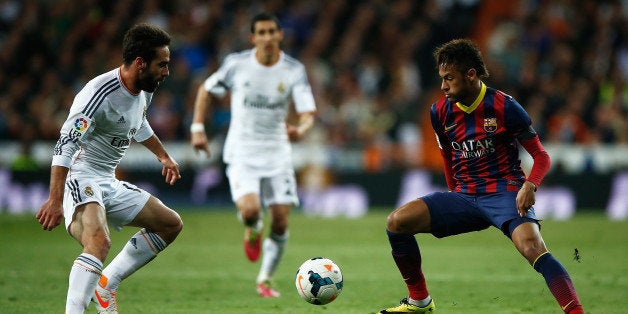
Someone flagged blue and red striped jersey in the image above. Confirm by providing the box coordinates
[430,83,532,194]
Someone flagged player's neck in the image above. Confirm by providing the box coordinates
[457,81,485,108]
[256,49,280,66]
[119,66,140,95]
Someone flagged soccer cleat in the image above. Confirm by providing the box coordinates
[244,227,262,262]
[257,281,281,298]
[92,280,118,314]
[378,297,435,313]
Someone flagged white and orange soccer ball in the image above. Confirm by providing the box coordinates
[295,257,343,305]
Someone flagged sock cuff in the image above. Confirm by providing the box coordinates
[139,229,167,253]
[532,251,551,270]
[75,253,103,274]
[269,231,289,243]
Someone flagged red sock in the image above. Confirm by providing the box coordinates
[387,231,429,300]
[533,253,583,313]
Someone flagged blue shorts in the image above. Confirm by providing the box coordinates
[421,191,540,238]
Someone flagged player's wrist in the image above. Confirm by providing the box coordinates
[525,180,537,192]
[190,122,205,133]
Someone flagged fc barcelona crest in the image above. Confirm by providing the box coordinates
[484,117,497,132]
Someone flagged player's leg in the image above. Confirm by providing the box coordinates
[510,222,584,313]
[255,203,290,297]
[66,202,110,314]
[236,193,264,261]
[255,170,297,297]
[381,198,434,313]
[99,195,182,292]
[227,164,264,261]
[381,192,488,313]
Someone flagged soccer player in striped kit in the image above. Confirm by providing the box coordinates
[379,39,584,313]
[36,24,183,314]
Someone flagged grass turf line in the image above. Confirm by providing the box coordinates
[1,209,626,313]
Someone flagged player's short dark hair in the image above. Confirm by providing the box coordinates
[433,39,489,78]
[122,23,171,65]
[250,12,281,33]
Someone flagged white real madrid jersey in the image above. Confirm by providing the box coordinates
[52,68,155,176]
[204,49,316,171]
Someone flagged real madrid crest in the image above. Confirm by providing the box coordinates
[84,186,94,197]
[277,82,285,93]
[484,117,497,132]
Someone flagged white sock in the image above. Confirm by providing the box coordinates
[256,231,288,283]
[101,229,167,291]
[66,253,102,314]
[408,295,432,307]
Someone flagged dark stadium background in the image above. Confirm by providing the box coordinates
[0,0,626,218]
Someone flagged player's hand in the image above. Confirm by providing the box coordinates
[286,123,301,141]
[516,181,537,217]
[190,130,211,157]
[159,153,181,185]
[36,198,64,231]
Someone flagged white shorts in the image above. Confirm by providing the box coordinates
[63,173,151,232]
[226,164,299,207]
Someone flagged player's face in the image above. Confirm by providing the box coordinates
[138,46,170,93]
[250,20,283,59]
[438,64,475,104]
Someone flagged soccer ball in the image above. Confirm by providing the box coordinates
[295,257,343,305]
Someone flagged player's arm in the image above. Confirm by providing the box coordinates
[519,128,550,191]
[36,165,69,231]
[288,63,317,141]
[287,110,315,141]
[190,81,212,156]
[515,127,551,216]
[439,141,455,191]
[429,103,455,191]
[37,88,96,230]
[139,134,181,185]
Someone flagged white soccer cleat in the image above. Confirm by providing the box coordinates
[92,281,118,314]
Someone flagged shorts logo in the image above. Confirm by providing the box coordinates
[84,186,94,197]
[484,117,497,132]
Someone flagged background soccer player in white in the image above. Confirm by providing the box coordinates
[190,12,316,298]
[36,23,183,314]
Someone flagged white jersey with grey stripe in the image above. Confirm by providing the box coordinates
[52,68,155,176]
[204,48,316,172]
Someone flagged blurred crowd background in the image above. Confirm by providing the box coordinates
[0,0,626,173]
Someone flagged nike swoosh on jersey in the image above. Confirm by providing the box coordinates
[444,123,457,131]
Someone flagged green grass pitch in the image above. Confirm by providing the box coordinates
[1,209,626,313]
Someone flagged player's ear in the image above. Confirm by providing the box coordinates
[467,68,476,81]
[135,57,146,70]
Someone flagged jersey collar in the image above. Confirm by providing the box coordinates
[455,81,486,114]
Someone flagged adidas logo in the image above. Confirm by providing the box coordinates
[117,116,126,124]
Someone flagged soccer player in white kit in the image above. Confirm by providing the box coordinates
[36,24,183,314]
[190,13,316,298]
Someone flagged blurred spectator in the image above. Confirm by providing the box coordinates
[0,0,625,173]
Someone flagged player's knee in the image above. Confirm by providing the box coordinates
[163,210,183,240]
[84,233,111,261]
[386,210,406,233]
[241,207,261,225]
[519,240,547,263]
